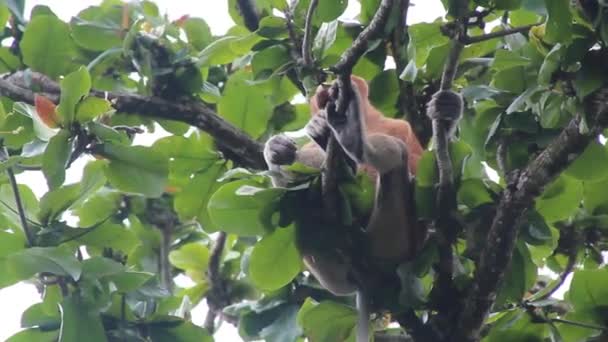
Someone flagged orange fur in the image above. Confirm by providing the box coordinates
[309,75,424,175]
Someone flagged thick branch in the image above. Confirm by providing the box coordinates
[0,72,265,169]
[454,91,608,341]
[333,0,394,73]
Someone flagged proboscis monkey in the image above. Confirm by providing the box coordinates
[264,75,428,341]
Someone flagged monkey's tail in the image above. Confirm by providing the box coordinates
[356,291,370,342]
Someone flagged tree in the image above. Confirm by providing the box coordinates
[0,0,607,341]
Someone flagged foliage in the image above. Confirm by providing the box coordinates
[0,0,606,341]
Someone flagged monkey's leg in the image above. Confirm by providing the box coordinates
[327,92,421,259]
[365,134,421,260]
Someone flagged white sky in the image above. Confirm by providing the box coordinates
[0,0,445,341]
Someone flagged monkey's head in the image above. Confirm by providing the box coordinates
[309,75,371,116]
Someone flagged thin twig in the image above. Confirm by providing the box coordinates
[461,23,539,44]
[159,225,173,293]
[333,0,394,73]
[551,318,607,331]
[0,146,34,246]
[439,40,464,91]
[301,0,319,68]
[284,0,302,62]
[534,225,578,302]
[391,0,429,142]
[204,232,228,333]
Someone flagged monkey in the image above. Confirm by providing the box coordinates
[264,76,427,341]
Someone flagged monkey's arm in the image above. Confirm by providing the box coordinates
[327,82,425,260]
[263,110,333,187]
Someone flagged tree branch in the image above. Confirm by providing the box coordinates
[204,232,228,333]
[301,0,319,68]
[390,0,431,143]
[284,0,303,62]
[333,0,394,74]
[236,0,260,32]
[0,146,34,246]
[454,90,608,342]
[461,23,539,45]
[0,71,266,170]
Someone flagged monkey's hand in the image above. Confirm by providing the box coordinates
[326,82,365,163]
[426,89,463,121]
[264,134,297,166]
[305,110,331,150]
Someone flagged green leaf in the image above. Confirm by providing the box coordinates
[74,189,122,226]
[408,23,450,67]
[457,179,493,208]
[297,299,357,342]
[94,143,168,198]
[495,0,522,10]
[492,49,531,71]
[75,97,113,123]
[251,45,291,80]
[149,321,213,342]
[42,129,73,190]
[495,242,537,306]
[58,295,107,342]
[173,161,227,232]
[39,159,106,224]
[57,66,91,124]
[565,140,608,181]
[583,178,608,214]
[257,16,288,39]
[0,183,39,233]
[76,222,138,254]
[0,231,26,288]
[250,225,301,291]
[70,5,123,51]
[538,43,564,86]
[313,21,339,61]
[104,271,153,292]
[0,231,25,258]
[7,247,82,281]
[169,243,210,281]
[536,175,583,223]
[207,180,285,236]
[20,15,76,78]
[485,309,548,342]
[218,71,273,138]
[544,0,573,44]
[0,113,35,149]
[183,17,213,51]
[369,70,400,117]
[569,269,608,310]
[198,33,261,66]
